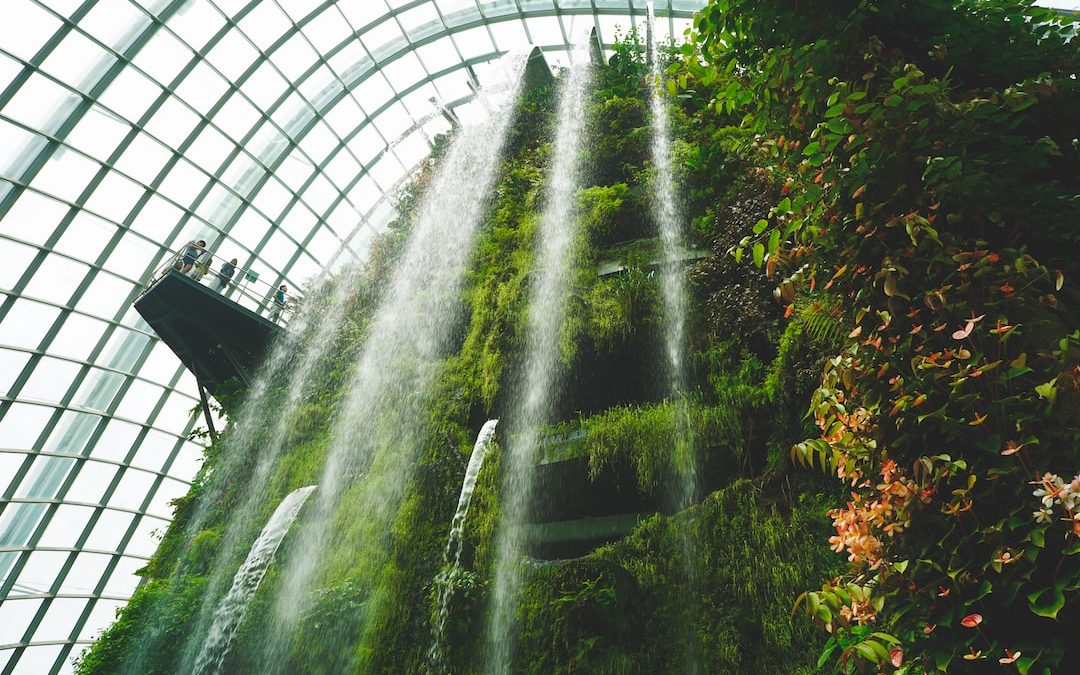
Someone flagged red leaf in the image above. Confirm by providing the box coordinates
[890,647,903,667]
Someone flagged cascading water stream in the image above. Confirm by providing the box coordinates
[647,0,692,456]
[173,269,366,673]
[121,269,343,675]
[486,39,595,675]
[191,485,317,675]
[648,4,702,671]
[258,53,530,670]
[428,419,499,671]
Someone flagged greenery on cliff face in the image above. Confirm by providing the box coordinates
[686,0,1080,671]
[78,2,1078,674]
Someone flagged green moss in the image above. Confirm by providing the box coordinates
[512,479,842,674]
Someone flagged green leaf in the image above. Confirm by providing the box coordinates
[825,103,846,118]
[1035,379,1057,402]
[1028,584,1065,619]
[767,228,781,254]
[753,218,769,235]
[855,642,881,663]
[752,242,765,268]
[884,94,903,107]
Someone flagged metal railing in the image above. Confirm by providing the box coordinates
[141,245,301,327]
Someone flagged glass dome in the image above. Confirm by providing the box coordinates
[0,1,702,673]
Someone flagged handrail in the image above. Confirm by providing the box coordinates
[140,245,302,327]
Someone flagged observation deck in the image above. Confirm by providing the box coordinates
[134,248,299,430]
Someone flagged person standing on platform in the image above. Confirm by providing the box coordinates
[269,284,287,322]
[211,258,237,293]
[178,240,206,274]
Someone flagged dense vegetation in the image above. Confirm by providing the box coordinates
[77,1,1077,673]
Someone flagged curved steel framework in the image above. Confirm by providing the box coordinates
[0,1,701,672]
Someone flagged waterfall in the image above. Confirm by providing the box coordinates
[647,3,701,671]
[257,53,530,670]
[486,39,595,675]
[122,269,348,675]
[192,485,317,675]
[174,270,365,673]
[647,2,696,492]
[428,419,499,671]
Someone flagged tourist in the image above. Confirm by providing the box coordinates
[269,284,287,322]
[178,239,206,274]
[210,258,237,292]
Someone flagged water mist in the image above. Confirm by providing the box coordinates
[485,40,595,675]
[257,54,530,671]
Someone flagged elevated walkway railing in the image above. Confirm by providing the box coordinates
[140,246,301,327]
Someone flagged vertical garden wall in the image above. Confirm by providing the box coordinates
[76,1,1078,673]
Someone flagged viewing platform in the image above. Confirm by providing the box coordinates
[134,247,300,429]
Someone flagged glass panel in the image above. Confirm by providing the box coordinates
[58,552,110,595]
[79,0,149,53]
[31,148,100,204]
[153,392,195,433]
[97,66,163,124]
[83,170,146,226]
[80,598,126,641]
[145,477,187,519]
[131,29,193,87]
[156,157,209,207]
[18,356,82,404]
[13,646,65,675]
[130,193,183,240]
[238,0,292,52]
[40,27,118,91]
[271,33,320,82]
[142,95,201,151]
[53,209,116,261]
[0,299,61,350]
[83,509,133,552]
[0,598,44,644]
[129,429,174,473]
[99,556,141,597]
[105,469,155,511]
[21,254,88,306]
[1,71,81,136]
[79,272,135,320]
[0,239,38,293]
[38,504,94,548]
[0,348,32,395]
[213,91,261,142]
[48,313,108,362]
[185,124,234,173]
[0,1,62,62]
[113,380,163,424]
[168,444,203,484]
[124,514,162,557]
[249,62,294,112]
[102,234,155,282]
[205,26,260,81]
[112,132,173,187]
[89,419,141,463]
[12,550,67,596]
[167,0,226,51]
[174,60,230,117]
[32,598,88,642]
[66,461,118,504]
[303,7,351,53]
[71,105,137,164]
[0,403,53,448]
